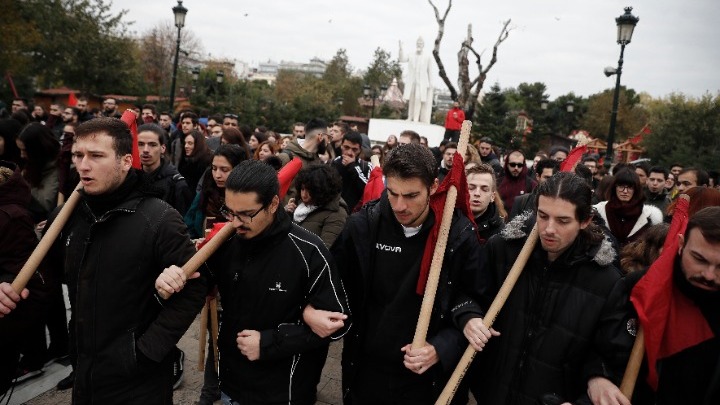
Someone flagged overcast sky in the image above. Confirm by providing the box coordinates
[114,0,719,99]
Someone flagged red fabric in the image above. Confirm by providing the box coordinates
[444,107,465,130]
[630,197,714,390]
[278,157,302,200]
[197,222,228,249]
[120,110,141,169]
[361,166,385,206]
[68,92,78,107]
[416,152,475,295]
[560,145,587,172]
[629,124,651,144]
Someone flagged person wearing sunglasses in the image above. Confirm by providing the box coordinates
[498,149,536,214]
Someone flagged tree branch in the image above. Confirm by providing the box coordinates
[471,19,511,107]
[428,0,457,101]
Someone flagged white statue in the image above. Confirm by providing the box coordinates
[399,37,434,123]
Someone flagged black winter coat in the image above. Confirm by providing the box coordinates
[146,159,193,216]
[209,209,350,405]
[469,213,629,405]
[331,193,484,403]
[47,173,206,404]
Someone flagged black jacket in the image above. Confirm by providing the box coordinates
[331,193,484,402]
[208,209,350,404]
[146,159,193,216]
[475,202,504,243]
[331,157,372,213]
[47,172,206,404]
[469,213,629,405]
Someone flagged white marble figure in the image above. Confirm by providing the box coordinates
[399,37,434,123]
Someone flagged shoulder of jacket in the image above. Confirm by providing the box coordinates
[643,204,664,224]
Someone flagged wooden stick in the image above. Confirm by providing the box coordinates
[12,182,82,294]
[436,224,539,404]
[197,298,209,371]
[158,222,235,299]
[209,297,220,373]
[619,326,644,399]
[412,120,471,349]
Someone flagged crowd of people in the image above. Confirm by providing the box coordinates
[0,96,719,405]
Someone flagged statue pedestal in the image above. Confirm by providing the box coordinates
[367,119,446,148]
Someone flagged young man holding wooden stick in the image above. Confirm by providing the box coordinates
[462,172,631,405]
[156,159,351,405]
[324,143,485,404]
[0,117,207,404]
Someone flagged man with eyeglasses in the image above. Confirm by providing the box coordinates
[155,160,350,405]
[102,97,121,118]
[498,149,536,214]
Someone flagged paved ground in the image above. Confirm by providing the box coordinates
[11,313,343,405]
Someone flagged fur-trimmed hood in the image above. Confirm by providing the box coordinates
[500,209,617,267]
[593,201,664,239]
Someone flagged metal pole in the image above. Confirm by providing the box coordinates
[371,91,376,119]
[168,25,182,114]
[605,43,625,169]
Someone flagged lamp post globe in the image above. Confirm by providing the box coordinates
[168,0,188,114]
[604,6,639,169]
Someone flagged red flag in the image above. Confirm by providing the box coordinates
[120,110,141,169]
[416,152,475,295]
[68,92,78,107]
[360,166,385,206]
[560,144,587,172]
[278,157,302,200]
[630,197,714,390]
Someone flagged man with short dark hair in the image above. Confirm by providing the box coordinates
[669,163,683,178]
[438,142,457,182]
[170,112,199,166]
[102,97,121,118]
[0,117,206,403]
[550,145,569,163]
[464,172,629,405]
[11,98,28,113]
[137,124,193,216]
[222,113,239,129]
[331,131,373,213]
[75,97,93,122]
[328,143,484,403]
[159,112,175,135]
[477,137,503,177]
[508,158,559,220]
[582,156,600,189]
[279,119,330,202]
[62,107,79,125]
[645,166,670,213]
[156,159,350,405]
[398,129,421,145]
[443,101,465,143]
[141,104,158,124]
[677,167,709,195]
[292,122,305,139]
[635,162,651,187]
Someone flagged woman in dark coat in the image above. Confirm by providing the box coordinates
[287,165,347,248]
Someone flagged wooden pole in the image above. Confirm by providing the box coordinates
[412,121,471,349]
[209,297,220,373]
[619,326,644,399]
[12,183,82,294]
[197,299,209,371]
[435,224,539,404]
[158,222,235,299]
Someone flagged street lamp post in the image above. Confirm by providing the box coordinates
[191,66,199,95]
[604,6,639,169]
[168,0,188,114]
[363,84,388,118]
[566,100,575,136]
[215,70,224,107]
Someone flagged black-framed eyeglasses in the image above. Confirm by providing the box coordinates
[220,204,266,223]
[508,162,524,168]
[616,185,632,192]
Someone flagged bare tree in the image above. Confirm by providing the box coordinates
[428,0,511,118]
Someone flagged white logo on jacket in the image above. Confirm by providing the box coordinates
[376,243,402,253]
[269,281,287,292]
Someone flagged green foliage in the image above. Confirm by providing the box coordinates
[579,86,648,140]
[363,48,402,90]
[644,93,720,169]
[2,0,144,98]
[474,83,514,148]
